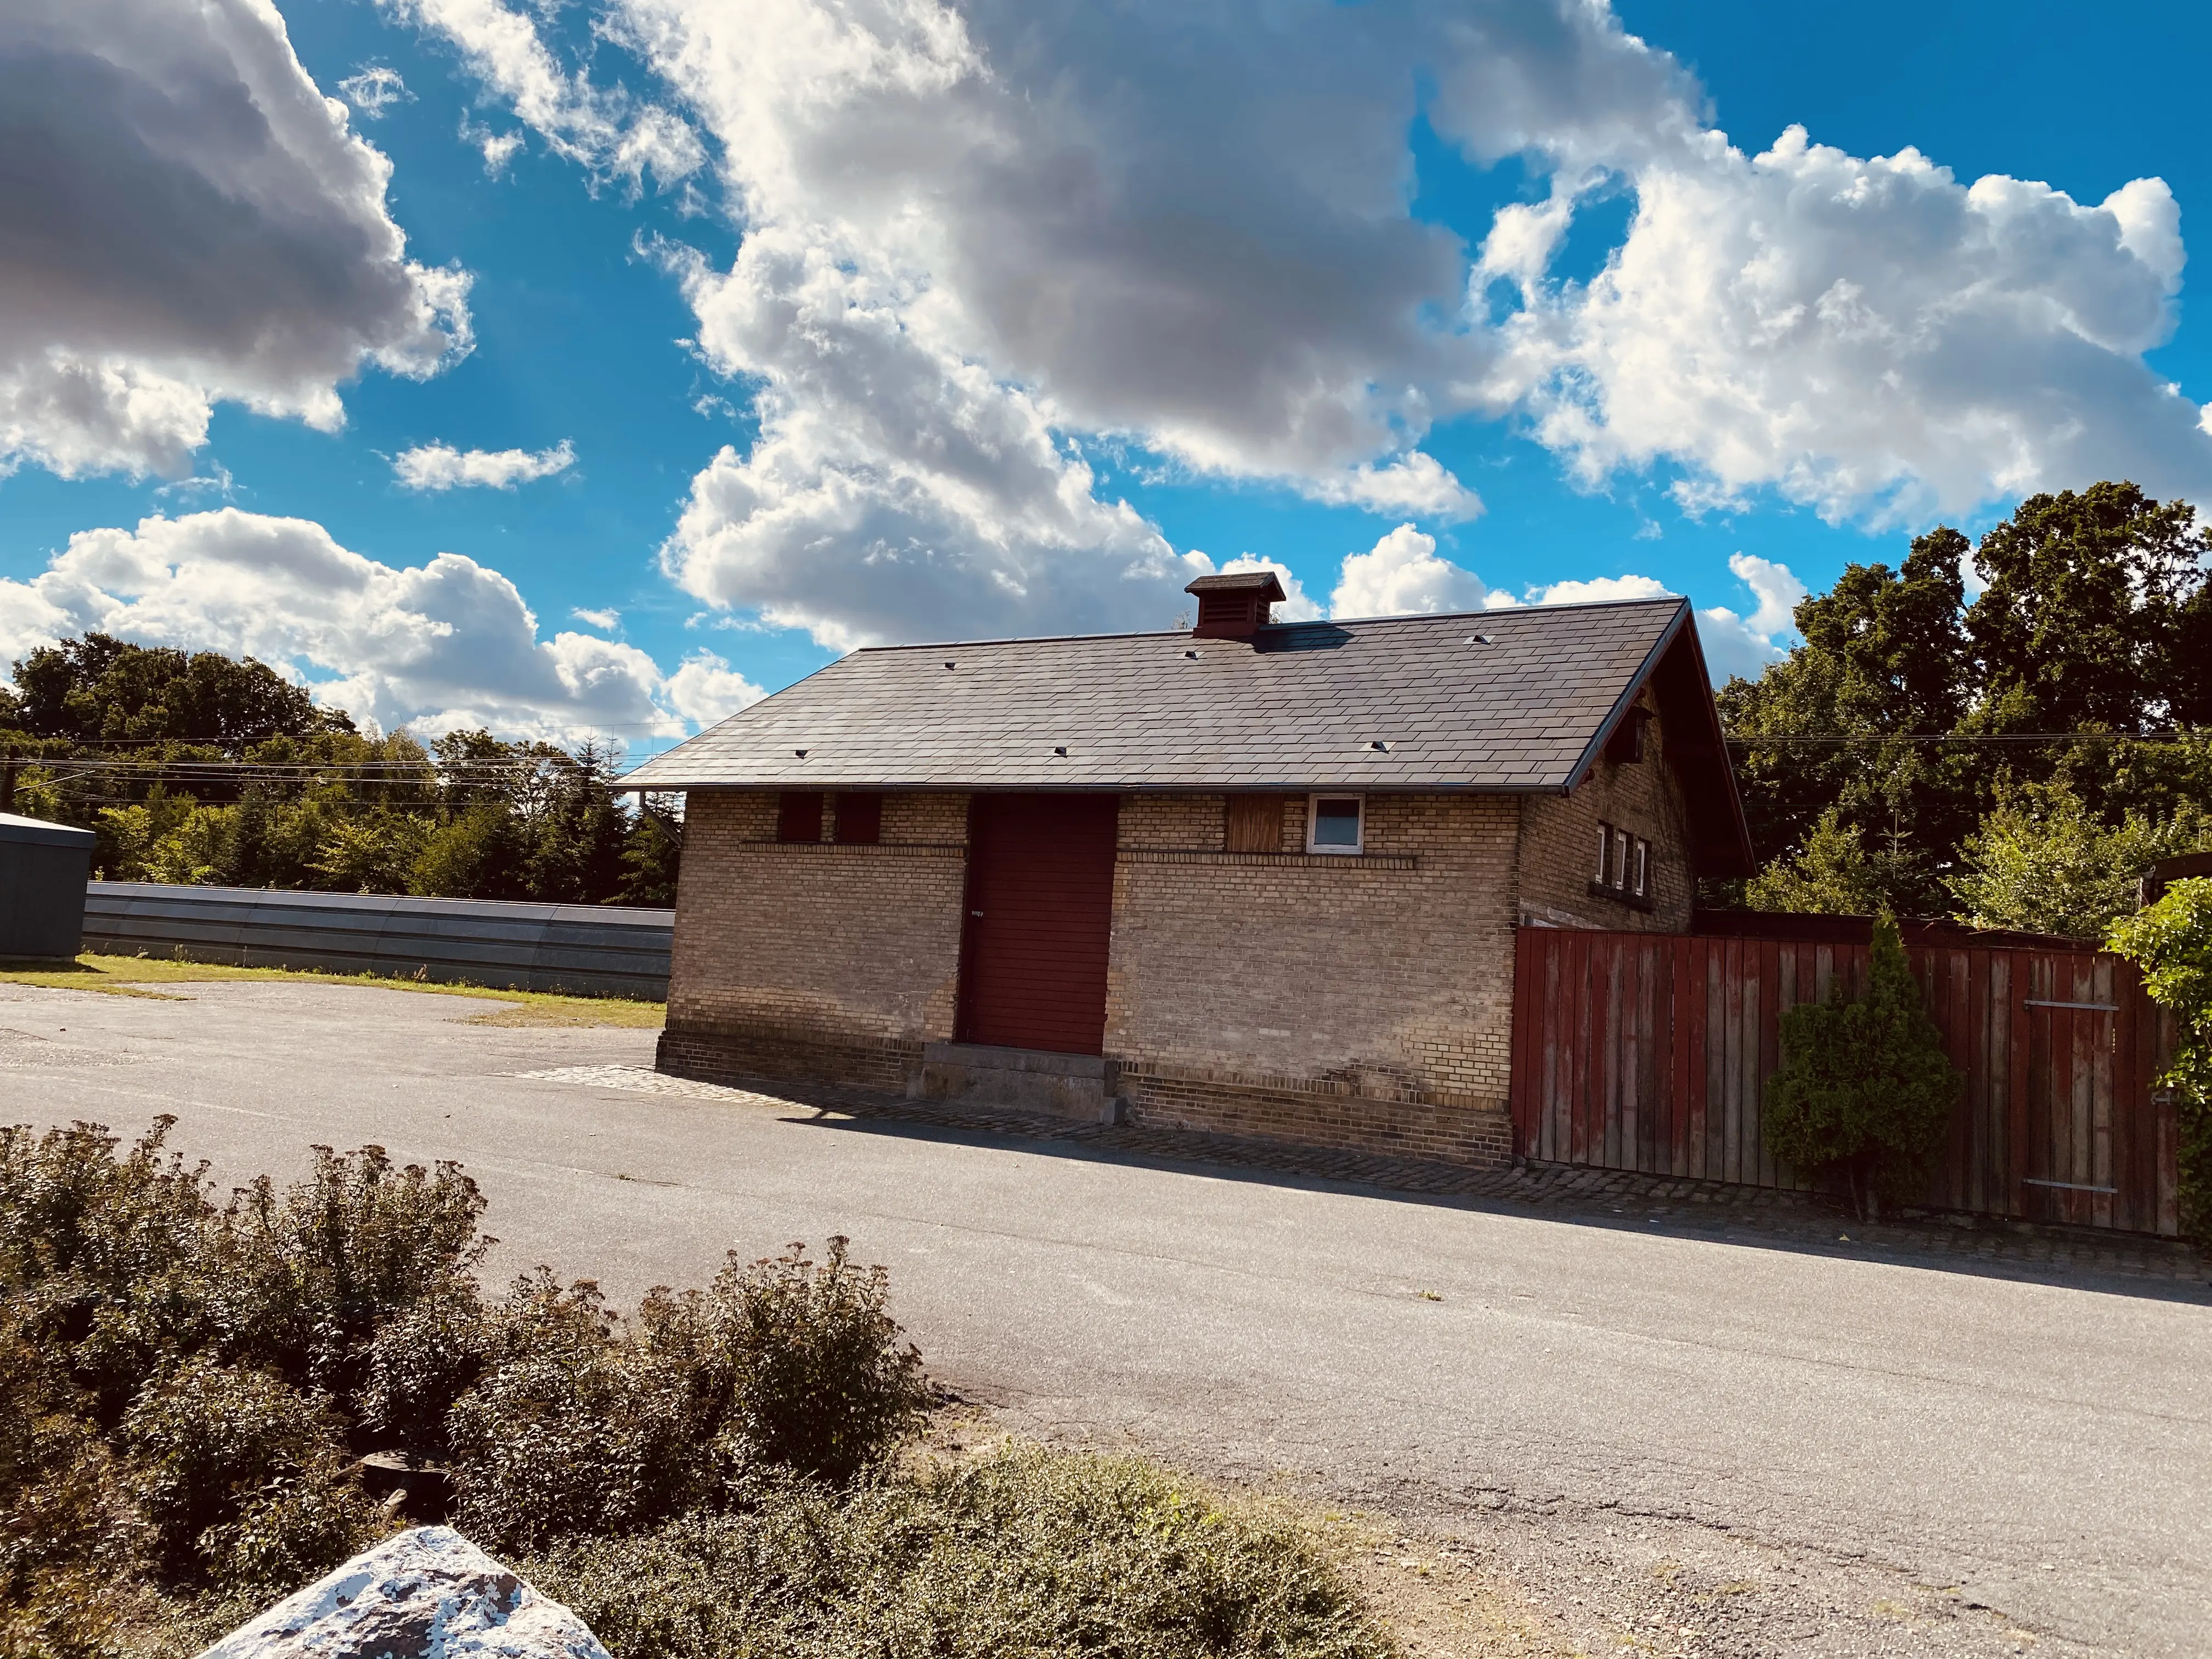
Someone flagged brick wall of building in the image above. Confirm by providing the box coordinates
[1513,692,1696,933]
[659,740,1701,1165]
[1103,791,1522,1161]
[660,789,968,1088]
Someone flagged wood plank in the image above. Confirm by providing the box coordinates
[1610,938,1631,1170]
[2006,954,2034,1219]
[1772,945,1799,1189]
[1687,938,1711,1181]
[1702,938,1724,1181]
[1565,929,1592,1166]
[1657,938,1684,1177]
[1722,939,1745,1185]
[2091,956,2115,1231]
[1628,938,1646,1172]
[1752,938,1780,1188]
[1965,949,1991,1215]
[1533,934,1560,1163]
[2155,1003,2181,1237]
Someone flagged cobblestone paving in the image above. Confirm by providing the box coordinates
[516,1063,2212,1294]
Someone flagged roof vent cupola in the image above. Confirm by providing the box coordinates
[1184,571,1286,641]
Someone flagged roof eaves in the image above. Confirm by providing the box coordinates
[1561,598,1690,792]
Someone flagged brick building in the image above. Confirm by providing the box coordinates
[623,575,1753,1166]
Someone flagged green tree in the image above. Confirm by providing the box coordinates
[411,804,530,900]
[1763,916,1962,1217]
[309,811,432,894]
[1719,484,2212,916]
[1948,783,2211,939]
[1743,809,1905,915]
[1964,481,2206,738]
[6,634,348,750]
[1721,528,1978,913]
[524,743,628,903]
[618,804,682,906]
[2107,879,2212,1235]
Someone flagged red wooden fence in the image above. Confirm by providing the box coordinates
[1508,930,2180,1235]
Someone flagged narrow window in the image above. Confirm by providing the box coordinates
[775,791,824,843]
[1611,827,1630,891]
[1307,794,1363,854]
[1633,837,1650,899]
[833,791,883,845]
[1594,822,1613,885]
[1224,793,1284,853]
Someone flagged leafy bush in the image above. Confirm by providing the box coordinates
[447,1243,929,1551]
[213,1143,490,1410]
[1948,783,2211,938]
[0,1123,1389,1659]
[2108,877,2212,1235]
[526,1446,1392,1659]
[670,1239,930,1487]
[1763,916,1962,1216]
[121,1361,378,1592]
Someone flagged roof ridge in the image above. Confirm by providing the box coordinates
[851,594,1685,654]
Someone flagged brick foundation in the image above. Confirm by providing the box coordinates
[658,1022,922,1096]
[1118,1061,1513,1167]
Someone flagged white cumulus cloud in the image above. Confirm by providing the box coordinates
[1526,574,1671,606]
[1696,552,1807,681]
[1330,524,1491,618]
[663,651,767,727]
[398,0,2212,648]
[393,439,576,490]
[0,510,718,743]
[1482,125,2208,522]
[0,0,472,480]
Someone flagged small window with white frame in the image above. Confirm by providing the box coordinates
[1307,793,1364,854]
[1592,819,1654,907]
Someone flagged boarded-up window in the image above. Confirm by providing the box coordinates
[833,792,883,844]
[1224,794,1284,853]
[775,791,823,843]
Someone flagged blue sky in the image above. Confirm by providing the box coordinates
[5,0,2209,761]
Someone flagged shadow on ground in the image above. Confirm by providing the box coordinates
[642,1068,2212,1308]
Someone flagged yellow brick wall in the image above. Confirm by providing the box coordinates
[1514,692,1696,933]
[667,789,968,1046]
[1103,792,1522,1104]
[662,736,1700,1159]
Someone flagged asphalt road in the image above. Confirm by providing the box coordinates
[5,979,2208,1655]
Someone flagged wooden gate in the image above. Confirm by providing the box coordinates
[1508,929,2180,1234]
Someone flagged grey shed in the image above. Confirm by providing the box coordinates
[1,813,95,963]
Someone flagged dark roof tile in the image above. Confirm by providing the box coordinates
[624,599,1690,793]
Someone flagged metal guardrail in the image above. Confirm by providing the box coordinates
[81,883,672,1000]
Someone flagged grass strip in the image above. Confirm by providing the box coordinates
[0,953,665,1026]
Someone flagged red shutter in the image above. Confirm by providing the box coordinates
[957,794,1119,1054]
[776,792,823,843]
[833,792,883,844]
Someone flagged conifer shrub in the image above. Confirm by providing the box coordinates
[1763,916,1962,1216]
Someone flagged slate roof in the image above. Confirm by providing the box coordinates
[625,596,1712,797]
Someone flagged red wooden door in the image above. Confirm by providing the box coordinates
[957,793,1119,1054]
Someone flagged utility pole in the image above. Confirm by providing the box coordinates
[1,747,15,815]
